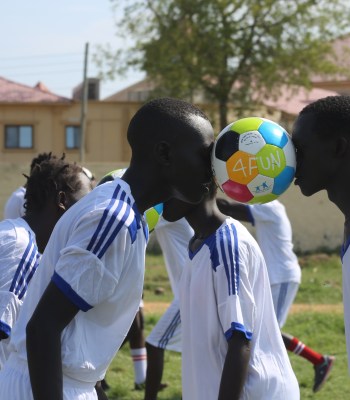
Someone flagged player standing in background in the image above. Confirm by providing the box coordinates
[165,181,300,400]
[144,216,193,400]
[0,155,93,368]
[292,95,350,375]
[3,152,96,220]
[3,152,52,219]
[217,198,335,392]
[0,97,214,400]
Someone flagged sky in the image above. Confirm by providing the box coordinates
[0,1,144,99]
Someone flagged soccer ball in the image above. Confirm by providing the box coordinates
[212,117,296,204]
[144,203,163,233]
[98,168,163,232]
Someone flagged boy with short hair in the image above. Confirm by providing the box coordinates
[164,182,300,399]
[0,97,214,400]
[292,95,350,374]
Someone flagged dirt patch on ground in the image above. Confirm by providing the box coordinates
[144,302,344,315]
[289,303,343,314]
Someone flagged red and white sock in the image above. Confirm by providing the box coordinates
[131,347,147,384]
[286,336,324,365]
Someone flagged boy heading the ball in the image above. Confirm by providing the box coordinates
[292,95,350,375]
[0,98,214,400]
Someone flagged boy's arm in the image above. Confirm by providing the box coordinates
[218,330,251,400]
[216,198,251,222]
[26,281,79,400]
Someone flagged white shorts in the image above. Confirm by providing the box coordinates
[146,298,182,352]
[271,282,299,328]
[0,353,97,400]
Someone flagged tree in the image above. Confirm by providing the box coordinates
[95,0,350,129]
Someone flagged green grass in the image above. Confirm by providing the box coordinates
[103,251,348,400]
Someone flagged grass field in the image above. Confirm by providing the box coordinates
[1,163,347,399]
[102,252,349,400]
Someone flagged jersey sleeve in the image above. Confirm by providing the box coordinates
[0,292,22,338]
[52,209,132,311]
[248,203,276,224]
[213,224,256,341]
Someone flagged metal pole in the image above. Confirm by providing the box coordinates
[79,42,89,162]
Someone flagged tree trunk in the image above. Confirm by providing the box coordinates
[219,99,228,131]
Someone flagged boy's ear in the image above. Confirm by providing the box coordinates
[57,191,67,212]
[154,141,171,165]
[335,136,349,158]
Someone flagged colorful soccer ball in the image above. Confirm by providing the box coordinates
[212,117,296,204]
[98,168,163,232]
[144,203,163,233]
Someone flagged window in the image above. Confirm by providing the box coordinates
[65,126,80,149]
[5,125,33,148]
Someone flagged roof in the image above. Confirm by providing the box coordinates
[0,77,71,103]
[263,86,339,116]
[104,79,152,102]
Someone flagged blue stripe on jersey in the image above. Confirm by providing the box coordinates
[158,310,181,349]
[0,320,11,338]
[224,322,252,341]
[9,232,40,300]
[52,271,92,312]
[87,185,124,252]
[87,184,144,259]
[341,236,350,261]
[211,223,240,296]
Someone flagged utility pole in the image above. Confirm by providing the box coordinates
[79,42,89,163]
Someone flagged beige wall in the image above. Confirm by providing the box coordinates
[0,100,344,253]
[0,101,141,164]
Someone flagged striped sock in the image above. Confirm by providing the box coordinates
[131,348,147,384]
[286,336,324,365]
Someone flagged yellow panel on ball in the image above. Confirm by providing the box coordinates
[230,117,264,134]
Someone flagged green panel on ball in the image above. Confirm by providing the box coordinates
[230,117,263,135]
[144,204,163,232]
[248,192,278,204]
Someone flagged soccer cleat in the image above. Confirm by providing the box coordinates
[313,355,335,392]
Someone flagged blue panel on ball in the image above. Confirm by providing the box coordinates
[259,121,288,147]
[154,203,164,214]
[272,166,295,195]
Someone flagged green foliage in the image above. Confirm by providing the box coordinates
[104,252,349,399]
[95,0,350,128]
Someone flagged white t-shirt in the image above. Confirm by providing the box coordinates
[9,179,148,383]
[154,217,194,298]
[179,217,299,400]
[247,200,301,285]
[341,240,350,374]
[0,218,40,369]
[3,187,26,220]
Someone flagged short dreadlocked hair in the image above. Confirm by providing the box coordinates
[24,154,86,214]
[29,152,54,174]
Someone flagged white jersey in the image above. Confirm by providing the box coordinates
[341,240,350,374]
[154,217,194,298]
[247,200,301,285]
[8,179,147,384]
[0,218,40,368]
[3,187,26,220]
[179,217,299,400]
